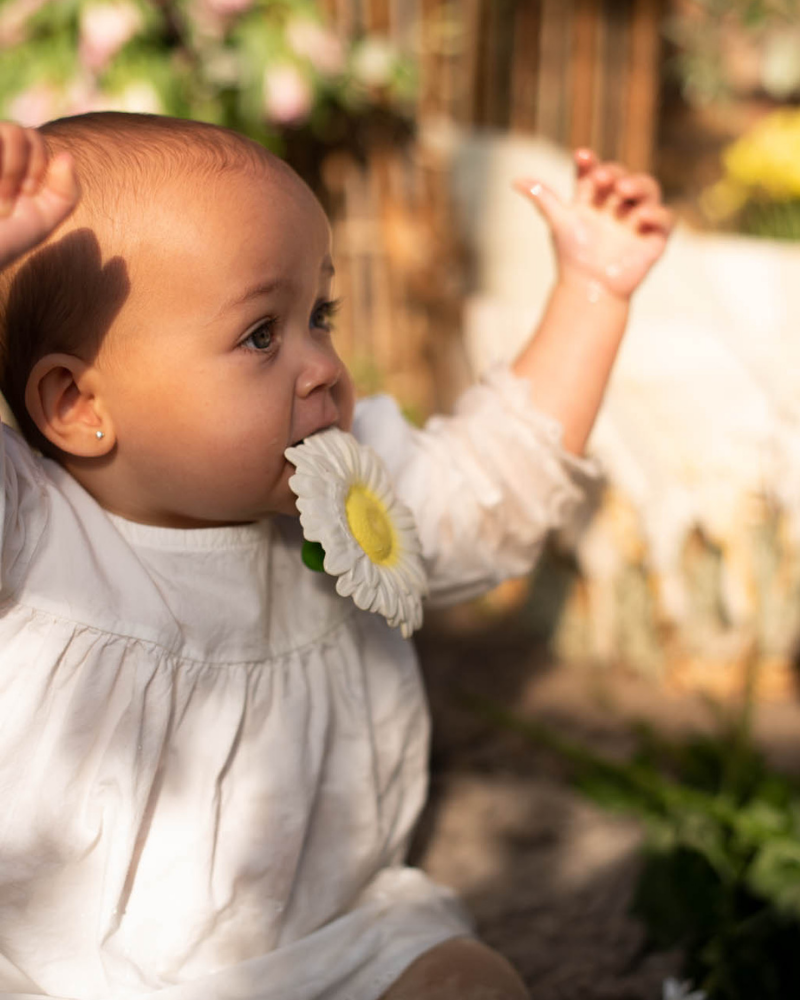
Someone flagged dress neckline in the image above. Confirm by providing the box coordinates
[104,511,274,551]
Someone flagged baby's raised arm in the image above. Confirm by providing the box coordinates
[0,122,80,272]
[512,150,674,454]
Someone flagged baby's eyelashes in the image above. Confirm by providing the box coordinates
[239,299,341,352]
[241,317,278,352]
[311,297,341,333]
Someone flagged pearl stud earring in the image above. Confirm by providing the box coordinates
[95,430,104,440]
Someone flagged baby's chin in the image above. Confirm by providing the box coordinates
[217,464,303,522]
[259,474,303,519]
[270,495,302,519]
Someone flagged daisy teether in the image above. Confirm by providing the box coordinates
[285,428,428,638]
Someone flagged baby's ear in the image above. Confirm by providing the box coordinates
[24,353,113,457]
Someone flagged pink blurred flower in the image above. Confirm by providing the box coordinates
[0,0,52,47]
[286,18,345,77]
[189,0,254,42]
[202,0,254,15]
[104,81,164,114]
[8,82,60,127]
[79,1,143,74]
[63,76,108,116]
[263,64,313,125]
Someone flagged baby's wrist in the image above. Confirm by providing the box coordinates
[555,268,632,309]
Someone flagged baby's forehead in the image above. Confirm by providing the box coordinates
[133,152,323,240]
[120,150,308,222]
[42,113,308,218]
[45,120,322,264]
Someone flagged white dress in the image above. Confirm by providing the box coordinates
[0,368,595,1000]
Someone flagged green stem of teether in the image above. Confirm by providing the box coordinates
[301,540,326,572]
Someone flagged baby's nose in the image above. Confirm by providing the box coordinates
[296,342,343,398]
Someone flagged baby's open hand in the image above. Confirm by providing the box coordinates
[514,150,674,300]
[0,122,80,272]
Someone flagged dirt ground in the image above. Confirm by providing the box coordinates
[409,608,800,1000]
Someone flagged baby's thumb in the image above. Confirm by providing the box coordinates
[45,152,80,212]
[512,178,565,230]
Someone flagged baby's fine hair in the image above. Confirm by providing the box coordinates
[0,112,285,454]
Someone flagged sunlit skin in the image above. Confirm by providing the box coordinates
[0,124,671,532]
[0,122,673,999]
[56,159,354,527]
[0,121,78,266]
[512,151,673,454]
[84,164,354,526]
[0,123,354,526]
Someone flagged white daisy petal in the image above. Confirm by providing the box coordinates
[365,460,384,493]
[323,545,357,577]
[286,427,428,636]
[335,570,358,600]
[285,451,325,477]
[395,558,427,595]
[288,473,324,498]
[381,576,400,621]
[296,513,328,536]
[355,577,378,613]
[328,432,356,475]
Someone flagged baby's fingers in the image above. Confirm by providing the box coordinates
[576,158,626,207]
[616,172,662,208]
[0,123,43,215]
[574,148,597,179]
[21,129,48,195]
[512,177,569,231]
[629,202,675,237]
[44,152,80,208]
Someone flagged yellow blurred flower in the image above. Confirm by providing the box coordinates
[703,108,800,228]
[700,177,748,223]
[722,108,800,200]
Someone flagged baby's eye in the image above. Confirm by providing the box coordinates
[242,319,276,352]
[311,298,341,332]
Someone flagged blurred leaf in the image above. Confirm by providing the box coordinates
[468,695,800,999]
[733,799,792,846]
[747,837,800,916]
[633,845,725,949]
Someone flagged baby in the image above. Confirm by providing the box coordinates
[0,114,672,1000]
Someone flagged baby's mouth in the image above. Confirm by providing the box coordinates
[290,423,337,448]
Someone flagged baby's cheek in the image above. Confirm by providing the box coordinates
[336,370,356,431]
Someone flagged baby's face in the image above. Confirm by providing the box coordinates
[93,158,354,526]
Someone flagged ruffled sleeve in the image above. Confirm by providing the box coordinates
[352,366,600,606]
[0,423,48,598]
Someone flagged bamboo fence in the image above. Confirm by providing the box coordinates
[315,0,666,412]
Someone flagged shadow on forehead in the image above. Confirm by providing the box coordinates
[6,227,129,361]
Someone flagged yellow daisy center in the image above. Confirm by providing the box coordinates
[345,484,398,565]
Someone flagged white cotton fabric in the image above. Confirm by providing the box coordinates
[0,367,596,1000]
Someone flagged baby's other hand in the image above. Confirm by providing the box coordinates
[0,122,80,272]
[514,149,674,301]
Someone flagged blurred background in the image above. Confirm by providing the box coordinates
[7,4,800,996]
[4,0,800,697]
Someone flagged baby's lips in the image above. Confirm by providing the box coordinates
[289,420,339,449]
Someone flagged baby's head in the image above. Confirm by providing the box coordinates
[0,112,354,526]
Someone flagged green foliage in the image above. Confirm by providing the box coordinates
[0,0,415,166]
[471,698,800,999]
[739,198,800,239]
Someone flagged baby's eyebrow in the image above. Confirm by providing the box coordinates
[220,279,288,315]
[216,262,336,319]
